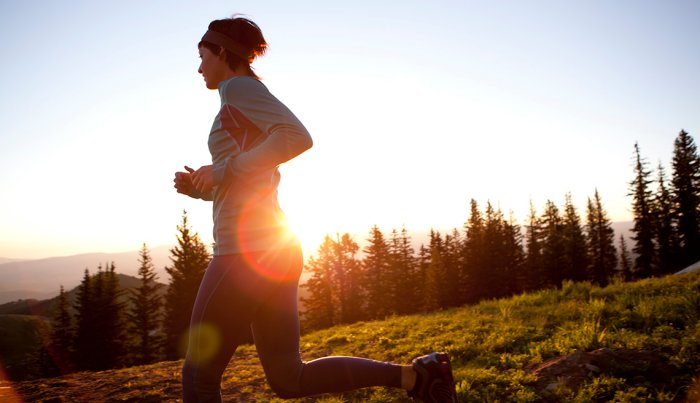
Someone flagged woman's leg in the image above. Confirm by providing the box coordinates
[182,254,266,403]
[251,246,403,398]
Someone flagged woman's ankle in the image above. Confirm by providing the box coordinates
[401,365,417,390]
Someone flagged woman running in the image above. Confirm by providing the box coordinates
[173,15,457,403]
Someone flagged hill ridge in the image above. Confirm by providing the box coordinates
[0,246,173,304]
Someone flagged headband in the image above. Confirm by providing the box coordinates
[201,30,251,61]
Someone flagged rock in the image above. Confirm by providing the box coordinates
[526,348,678,398]
[583,363,600,373]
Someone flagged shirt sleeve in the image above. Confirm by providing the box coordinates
[194,190,214,201]
[212,78,313,186]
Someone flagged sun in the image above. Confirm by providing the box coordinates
[283,206,333,257]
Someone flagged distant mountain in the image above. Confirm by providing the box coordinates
[0,257,27,265]
[0,290,57,305]
[0,273,167,318]
[611,221,634,239]
[0,246,173,304]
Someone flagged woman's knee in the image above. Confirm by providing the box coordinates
[261,354,305,399]
[268,382,303,399]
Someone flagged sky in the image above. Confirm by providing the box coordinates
[1,0,699,260]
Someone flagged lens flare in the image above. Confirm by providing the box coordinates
[235,199,300,283]
[0,361,23,403]
[184,322,222,365]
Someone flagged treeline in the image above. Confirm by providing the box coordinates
[41,213,210,376]
[300,194,616,331]
[629,130,700,276]
[301,130,700,331]
[28,130,700,377]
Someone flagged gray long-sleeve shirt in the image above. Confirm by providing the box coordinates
[203,76,312,255]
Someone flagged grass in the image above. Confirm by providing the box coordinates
[2,271,699,402]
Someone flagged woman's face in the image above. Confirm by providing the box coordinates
[198,46,228,89]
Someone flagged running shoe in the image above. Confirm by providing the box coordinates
[408,352,457,402]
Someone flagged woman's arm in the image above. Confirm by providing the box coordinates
[215,122,312,182]
[212,78,313,187]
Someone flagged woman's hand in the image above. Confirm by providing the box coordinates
[174,166,197,196]
[191,165,215,194]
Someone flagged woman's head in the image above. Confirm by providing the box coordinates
[197,16,267,88]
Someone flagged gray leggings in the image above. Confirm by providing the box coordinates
[182,245,402,402]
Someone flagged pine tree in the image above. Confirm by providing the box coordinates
[128,243,163,365]
[562,193,590,283]
[416,244,431,312]
[482,203,512,299]
[653,163,680,274]
[300,236,335,331]
[618,234,633,281]
[539,200,567,287]
[523,201,544,291]
[629,142,656,278]
[94,262,127,369]
[463,200,486,302]
[586,190,618,285]
[73,269,97,370]
[424,230,445,311]
[49,285,74,374]
[442,228,463,306]
[671,129,700,268]
[502,212,526,296]
[163,211,211,359]
[362,225,392,319]
[300,233,362,328]
[461,202,523,301]
[333,233,364,323]
[72,264,127,371]
[388,227,418,315]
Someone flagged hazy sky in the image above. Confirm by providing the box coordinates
[1,0,698,259]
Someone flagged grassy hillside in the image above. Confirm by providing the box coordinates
[2,272,699,402]
[0,315,51,382]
